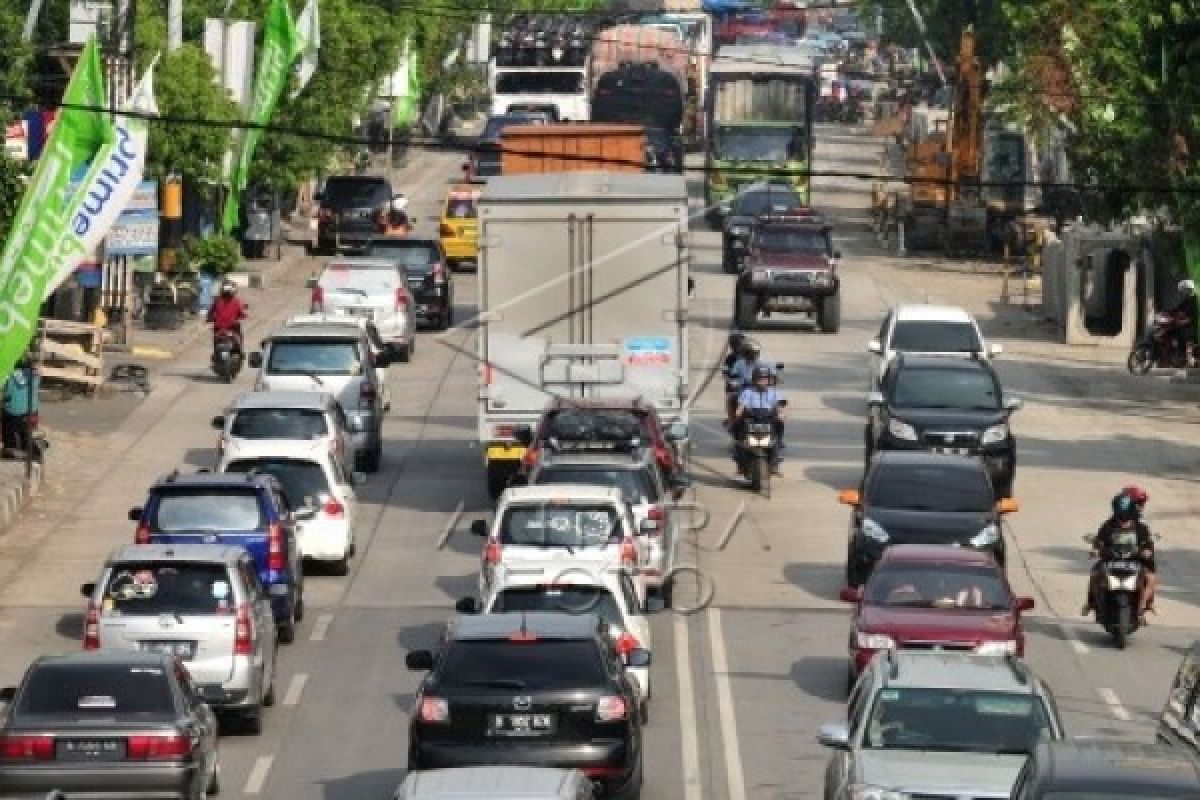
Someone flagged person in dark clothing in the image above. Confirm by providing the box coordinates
[2,354,39,457]
[1083,493,1157,622]
[1168,279,1198,365]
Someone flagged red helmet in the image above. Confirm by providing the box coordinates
[1121,485,1149,506]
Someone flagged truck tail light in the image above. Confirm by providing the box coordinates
[0,734,54,761]
[310,285,324,312]
[127,733,192,761]
[322,498,345,518]
[134,521,150,544]
[83,603,100,650]
[595,696,627,722]
[267,522,286,572]
[234,604,254,655]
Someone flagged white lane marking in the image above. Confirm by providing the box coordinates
[310,613,332,642]
[437,500,465,550]
[674,615,702,800]
[1098,688,1132,722]
[283,673,308,706]
[1060,624,1088,655]
[243,755,274,795]
[709,609,747,800]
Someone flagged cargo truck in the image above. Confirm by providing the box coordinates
[499,124,646,175]
[475,173,691,498]
[590,24,689,156]
[704,45,817,224]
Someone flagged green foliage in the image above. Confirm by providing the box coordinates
[0,3,35,113]
[182,232,241,275]
[0,153,30,241]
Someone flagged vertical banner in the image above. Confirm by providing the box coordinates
[0,38,111,381]
[292,0,320,100]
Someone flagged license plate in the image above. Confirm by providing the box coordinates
[934,447,971,455]
[57,738,126,762]
[1107,560,1141,571]
[348,308,374,318]
[142,640,196,659]
[486,444,526,461]
[488,713,556,736]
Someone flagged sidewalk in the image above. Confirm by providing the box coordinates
[0,460,42,536]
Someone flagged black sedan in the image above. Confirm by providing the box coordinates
[0,651,220,799]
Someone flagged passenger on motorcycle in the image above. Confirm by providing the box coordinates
[724,331,747,373]
[1168,279,1198,365]
[734,366,786,475]
[1083,493,1157,622]
[207,281,247,355]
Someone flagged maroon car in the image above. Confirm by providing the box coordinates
[839,545,1035,681]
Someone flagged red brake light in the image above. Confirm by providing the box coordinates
[323,498,345,517]
[493,424,514,439]
[395,286,410,311]
[509,631,538,642]
[654,444,672,471]
[0,734,54,761]
[521,449,539,468]
[619,537,637,566]
[83,603,100,650]
[134,520,150,545]
[234,603,254,655]
[267,522,286,572]
[595,695,627,722]
[310,285,324,312]
[615,632,641,655]
[484,539,502,564]
[419,696,449,722]
[127,733,192,761]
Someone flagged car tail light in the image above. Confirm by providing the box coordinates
[267,522,286,572]
[439,223,455,238]
[615,632,641,656]
[234,603,254,655]
[483,364,494,385]
[310,285,324,312]
[418,696,449,723]
[395,286,410,311]
[619,536,637,566]
[484,538,502,564]
[323,498,345,518]
[0,734,54,761]
[127,733,192,761]
[595,695,628,722]
[643,505,664,535]
[654,444,673,472]
[134,520,150,544]
[582,766,624,778]
[521,448,539,468]
[359,383,377,411]
[83,603,100,650]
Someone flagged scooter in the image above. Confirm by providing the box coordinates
[1128,311,1197,373]
[734,407,783,497]
[211,330,243,383]
[1082,530,1158,649]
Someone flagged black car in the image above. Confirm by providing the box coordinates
[405,612,646,799]
[721,182,803,273]
[0,651,220,799]
[866,353,1022,497]
[1012,739,1200,799]
[316,175,396,253]
[364,236,455,330]
[838,452,1018,586]
[470,113,551,177]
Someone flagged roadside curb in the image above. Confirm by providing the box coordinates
[0,462,43,537]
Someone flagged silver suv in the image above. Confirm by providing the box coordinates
[817,651,1064,800]
[81,544,279,734]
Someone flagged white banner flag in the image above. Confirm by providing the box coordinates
[291,0,319,99]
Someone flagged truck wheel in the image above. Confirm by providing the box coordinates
[722,245,737,274]
[487,462,515,500]
[817,294,841,333]
[734,288,757,329]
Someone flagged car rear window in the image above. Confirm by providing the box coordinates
[319,263,399,292]
[445,197,476,219]
[755,229,830,255]
[890,320,981,353]
[439,641,606,690]
[864,687,1053,754]
[367,241,440,276]
[224,458,331,511]
[322,178,389,208]
[533,467,658,505]
[499,504,622,547]
[867,464,993,511]
[493,587,624,628]
[230,408,328,440]
[267,339,363,376]
[865,565,1012,610]
[101,562,233,616]
[18,664,174,715]
[153,490,264,532]
[544,410,645,443]
[733,188,801,217]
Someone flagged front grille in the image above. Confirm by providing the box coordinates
[921,431,979,448]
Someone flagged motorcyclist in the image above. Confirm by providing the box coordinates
[1083,492,1157,622]
[734,366,786,475]
[384,195,410,235]
[727,340,775,425]
[723,331,747,373]
[1167,279,1198,365]
[207,280,247,355]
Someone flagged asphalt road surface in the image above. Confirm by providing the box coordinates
[0,125,1197,800]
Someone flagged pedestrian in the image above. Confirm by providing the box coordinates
[2,354,39,458]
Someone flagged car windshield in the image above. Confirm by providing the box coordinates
[230,408,328,440]
[493,587,624,629]
[18,664,174,715]
[868,465,993,511]
[367,241,440,276]
[865,565,1013,610]
[892,367,1000,411]
[322,179,388,208]
[319,263,398,293]
[733,189,801,217]
[439,641,605,690]
[864,687,1054,754]
[267,340,363,376]
[499,505,623,547]
[495,72,585,94]
[890,320,981,353]
[533,468,657,505]
[101,562,233,615]
[223,459,331,511]
[153,490,263,532]
[755,230,829,254]
[715,127,805,161]
[445,198,476,219]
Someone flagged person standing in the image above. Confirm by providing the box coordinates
[2,355,39,458]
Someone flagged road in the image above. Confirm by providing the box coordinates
[1,124,1198,800]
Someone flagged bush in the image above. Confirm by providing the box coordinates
[181,233,241,276]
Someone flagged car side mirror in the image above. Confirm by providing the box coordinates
[666,422,688,441]
[375,351,394,368]
[305,275,318,289]
[470,520,488,537]
[988,343,1004,357]
[128,507,143,522]
[996,497,1019,514]
[865,391,884,407]
[80,582,96,599]
[817,722,851,750]
[455,597,480,614]
[0,687,14,704]
[405,650,434,671]
[1004,396,1023,412]
[513,425,534,446]
[867,339,883,354]
[625,649,652,668]
[247,352,263,368]
[1015,596,1035,613]
[352,472,368,486]
[837,489,861,506]
[210,416,225,429]
[838,586,863,603]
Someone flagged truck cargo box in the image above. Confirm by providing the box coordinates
[499,124,646,174]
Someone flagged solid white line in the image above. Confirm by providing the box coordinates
[674,615,703,800]
[310,612,332,642]
[708,609,747,800]
[1059,624,1089,655]
[243,755,274,795]
[1098,687,1132,722]
[283,673,308,707]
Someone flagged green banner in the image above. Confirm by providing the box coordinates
[222,0,299,233]
[392,41,421,130]
[0,38,111,380]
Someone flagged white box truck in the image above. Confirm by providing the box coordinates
[476,172,691,497]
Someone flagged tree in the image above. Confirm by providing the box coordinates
[0,2,35,113]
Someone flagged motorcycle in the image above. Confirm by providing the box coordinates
[211,329,244,383]
[1128,311,1197,373]
[1082,530,1158,649]
[734,407,783,497]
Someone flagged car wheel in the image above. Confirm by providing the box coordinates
[640,701,649,725]
[438,307,451,331]
[278,617,296,645]
[734,287,757,329]
[330,555,350,576]
[722,246,737,274]
[358,444,382,473]
[242,705,263,736]
[818,293,841,333]
[206,755,221,795]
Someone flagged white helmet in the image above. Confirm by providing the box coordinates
[1179,279,1196,294]
[390,194,408,213]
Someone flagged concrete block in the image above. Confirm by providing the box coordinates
[0,461,43,537]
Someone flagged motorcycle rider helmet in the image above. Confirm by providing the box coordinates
[1179,279,1196,295]
[390,194,408,213]
[742,340,761,359]
[1121,485,1149,509]
[220,280,237,298]
[1112,492,1138,521]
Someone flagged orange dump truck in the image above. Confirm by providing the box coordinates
[499,124,646,175]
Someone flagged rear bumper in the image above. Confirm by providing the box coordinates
[298,521,352,561]
[0,762,200,799]
[443,242,478,262]
[411,740,636,794]
[198,681,256,710]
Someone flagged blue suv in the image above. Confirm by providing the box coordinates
[128,471,305,641]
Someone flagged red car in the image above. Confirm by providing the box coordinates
[839,545,1035,682]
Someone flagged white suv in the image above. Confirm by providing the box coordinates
[213,390,358,475]
[307,258,417,362]
[868,304,1001,387]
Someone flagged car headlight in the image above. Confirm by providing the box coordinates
[848,784,909,800]
[970,524,1000,547]
[981,423,1009,445]
[853,631,895,650]
[886,418,917,441]
[975,639,1019,656]
[861,518,889,543]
